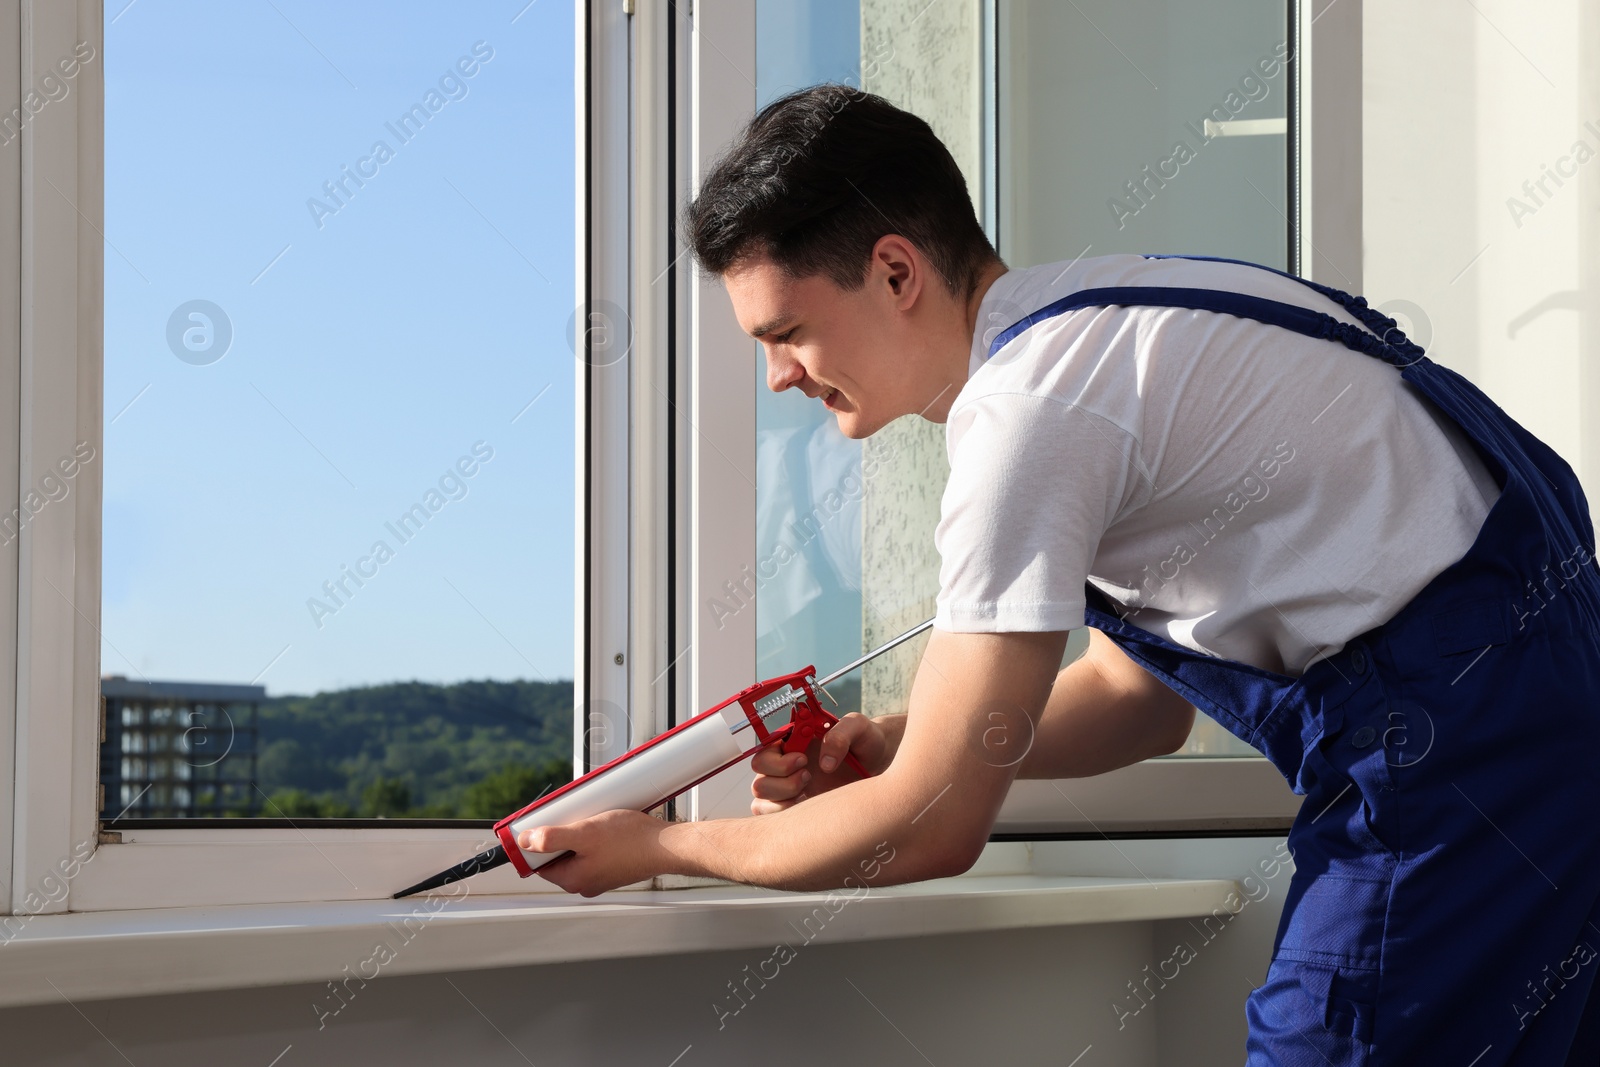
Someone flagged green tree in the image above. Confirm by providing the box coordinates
[254,678,575,818]
[360,776,413,817]
[264,788,354,819]
[459,758,573,820]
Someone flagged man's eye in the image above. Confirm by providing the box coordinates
[774,328,797,344]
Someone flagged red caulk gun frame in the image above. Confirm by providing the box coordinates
[493,666,871,878]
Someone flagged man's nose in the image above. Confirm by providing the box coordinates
[765,347,805,393]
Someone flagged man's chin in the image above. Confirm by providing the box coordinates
[832,410,882,439]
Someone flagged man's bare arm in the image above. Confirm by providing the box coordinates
[655,628,1069,891]
[843,628,1193,781]
[1015,627,1196,777]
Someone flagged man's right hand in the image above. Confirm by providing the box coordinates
[748,712,900,815]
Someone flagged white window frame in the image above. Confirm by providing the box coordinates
[6,0,103,919]
[1,0,1359,917]
[0,0,21,918]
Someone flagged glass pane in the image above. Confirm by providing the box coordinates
[101,1,576,819]
[998,0,1291,270]
[754,0,868,711]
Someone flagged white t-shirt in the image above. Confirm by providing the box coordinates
[933,253,1503,677]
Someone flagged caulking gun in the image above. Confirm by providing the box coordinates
[393,617,935,898]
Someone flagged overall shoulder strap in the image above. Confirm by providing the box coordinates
[1141,253,1428,364]
[984,285,1420,367]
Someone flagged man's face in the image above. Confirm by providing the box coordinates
[724,253,915,439]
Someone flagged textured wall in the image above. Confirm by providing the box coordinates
[858,0,983,715]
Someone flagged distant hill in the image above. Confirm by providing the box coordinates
[256,678,576,819]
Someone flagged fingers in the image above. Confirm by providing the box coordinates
[750,744,808,777]
[745,713,879,818]
[818,712,874,773]
[749,741,812,816]
[751,764,811,801]
[519,821,578,854]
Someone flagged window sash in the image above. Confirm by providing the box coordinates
[33,0,594,911]
[679,0,1360,835]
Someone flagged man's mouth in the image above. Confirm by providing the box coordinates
[822,387,840,410]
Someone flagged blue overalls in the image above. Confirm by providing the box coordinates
[987,256,1600,1064]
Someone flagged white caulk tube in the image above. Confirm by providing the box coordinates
[494,683,776,875]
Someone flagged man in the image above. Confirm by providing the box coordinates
[520,85,1600,1064]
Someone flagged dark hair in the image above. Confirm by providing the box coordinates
[685,84,997,298]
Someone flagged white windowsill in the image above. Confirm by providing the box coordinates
[0,872,1239,1009]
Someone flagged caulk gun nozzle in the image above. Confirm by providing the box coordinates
[392,844,510,899]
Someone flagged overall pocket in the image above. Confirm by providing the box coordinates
[1248,954,1381,1055]
[1256,870,1391,1052]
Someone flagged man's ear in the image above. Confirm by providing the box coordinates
[872,234,920,307]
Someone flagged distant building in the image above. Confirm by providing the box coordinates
[100,678,265,820]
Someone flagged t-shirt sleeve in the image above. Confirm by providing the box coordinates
[934,392,1143,633]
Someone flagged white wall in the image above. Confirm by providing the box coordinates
[1364,0,1600,501]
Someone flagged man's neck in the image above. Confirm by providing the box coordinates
[964,257,1010,345]
[918,258,1009,424]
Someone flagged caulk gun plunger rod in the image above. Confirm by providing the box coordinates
[815,617,934,689]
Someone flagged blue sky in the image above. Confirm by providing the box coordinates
[101,0,575,696]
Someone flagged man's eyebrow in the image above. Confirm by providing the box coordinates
[748,313,795,339]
